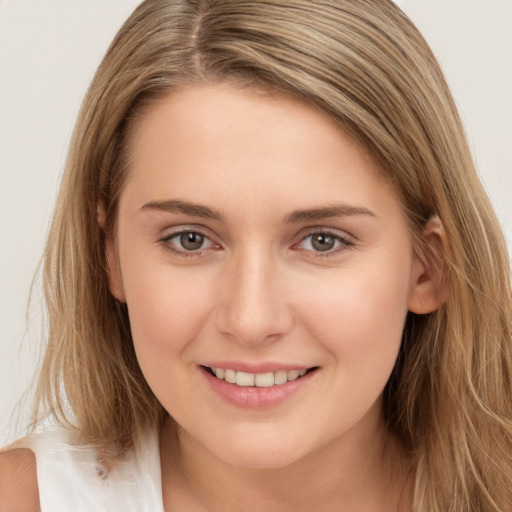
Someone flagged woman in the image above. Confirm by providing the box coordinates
[1,0,511,510]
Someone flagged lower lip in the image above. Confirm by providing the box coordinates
[200,367,316,409]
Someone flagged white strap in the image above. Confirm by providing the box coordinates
[16,428,164,512]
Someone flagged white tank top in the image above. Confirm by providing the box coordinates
[12,427,164,511]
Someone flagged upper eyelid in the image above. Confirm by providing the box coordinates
[157,226,355,249]
[158,228,218,257]
[158,227,213,246]
[296,226,354,241]
[293,228,355,254]
[162,229,211,242]
[160,225,214,240]
[293,235,354,262]
[297,233,353,246]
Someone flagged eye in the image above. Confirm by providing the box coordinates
[159,229,216,255]
[296,230,353,256]
[176,232,207,251]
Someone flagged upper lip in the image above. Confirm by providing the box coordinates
[200,361,315,374]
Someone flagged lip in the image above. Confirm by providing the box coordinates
[199,364,318,409]
[201,361,311,374]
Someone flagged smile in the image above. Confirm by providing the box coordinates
[200,364,319,408]
[207,366,310,387]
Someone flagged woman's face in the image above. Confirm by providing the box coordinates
[111,84,430,469]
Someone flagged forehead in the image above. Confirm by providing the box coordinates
[120,84,400,219]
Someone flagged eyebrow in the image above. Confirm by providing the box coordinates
[140,199,222,220]
[284,204,376,223]
[140,199,376,223]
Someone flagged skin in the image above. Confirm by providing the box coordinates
[0,448,39,511]
[108,84,442,511]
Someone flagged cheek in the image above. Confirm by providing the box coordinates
[300,257,412,379]
[121,264,215,368]
[122,266,220,413]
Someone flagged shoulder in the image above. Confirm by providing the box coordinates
[0,448,40,512]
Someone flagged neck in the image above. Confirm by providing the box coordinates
[160,414,413,512]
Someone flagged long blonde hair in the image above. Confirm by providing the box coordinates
[35,0,512,509]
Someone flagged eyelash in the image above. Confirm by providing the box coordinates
[294,229,354,259]
[158,228,216,258]
[158,228,354,259]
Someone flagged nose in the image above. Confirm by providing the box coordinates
[215,248,294,347]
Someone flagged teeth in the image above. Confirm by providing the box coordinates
[274,370,288,385]
[287,370,299,381]
[209,367,310,387]
[236,371,255,387]
[254,372,274,387]
[225,369,236,384]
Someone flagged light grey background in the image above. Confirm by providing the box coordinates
[1,0,511,444]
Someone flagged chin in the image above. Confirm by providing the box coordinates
[207,431,311,470]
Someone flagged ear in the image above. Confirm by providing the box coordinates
[98,202,126,303]
[105,235,127,303]
[408,215,449,315]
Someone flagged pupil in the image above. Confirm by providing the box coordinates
[312,234,335,252]
[180,232,204,251]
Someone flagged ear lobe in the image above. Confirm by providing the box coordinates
[104,232,127,303]
[408,215,449,315]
